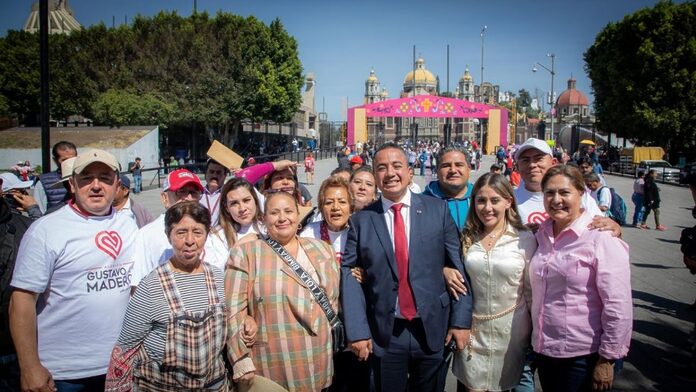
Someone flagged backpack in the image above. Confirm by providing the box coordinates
[600,186,627,225]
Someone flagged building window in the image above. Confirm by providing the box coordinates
[387,117,394,128]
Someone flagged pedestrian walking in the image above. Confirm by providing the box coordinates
[640,169,666,230]
[632,171,646,227]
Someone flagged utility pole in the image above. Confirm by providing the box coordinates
[479,26,487,151]
[40,0,50,171]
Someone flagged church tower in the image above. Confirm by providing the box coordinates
[458,66,475,101]
[365,68,382,104]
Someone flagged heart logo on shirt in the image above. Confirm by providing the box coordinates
[527,211,549,225]
[95,231,123,260]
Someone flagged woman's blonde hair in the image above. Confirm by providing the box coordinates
[461,173,526,252]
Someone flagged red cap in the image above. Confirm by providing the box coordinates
[163,169,204,192]
[350,156,363,164]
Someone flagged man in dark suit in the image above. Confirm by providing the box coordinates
[341,142,473,392]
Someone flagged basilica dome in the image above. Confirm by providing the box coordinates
[556,77,589,107]
[403,57,437,85]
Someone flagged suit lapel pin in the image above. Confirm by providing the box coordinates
[416,209,422,214]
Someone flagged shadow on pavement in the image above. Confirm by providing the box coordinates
[656,238,682,244]
[621,290,696,390]
[633,262,683,269]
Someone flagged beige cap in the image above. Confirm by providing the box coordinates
[50,157,77,188]
[72,149,120,174]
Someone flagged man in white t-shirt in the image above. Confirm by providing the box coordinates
[200,159,228,225]
[10,149,138,391]
[129,169,205,288]
[513,138,620,235]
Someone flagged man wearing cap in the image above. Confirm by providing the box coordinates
[113,174,155,229]
[0,173,42,220]
[129,168,205,289]
[200,159,228,225]
[9,149,138,391]
[350,155,364,172]
[514,138,618,232]
[33,141,77,214]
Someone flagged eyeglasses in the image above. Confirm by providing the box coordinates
[263,187,295,196]
[174,189,202,199]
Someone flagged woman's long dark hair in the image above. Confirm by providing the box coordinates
[216,177,263,247]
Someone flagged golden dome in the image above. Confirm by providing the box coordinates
[367,68,379,82]
[460,67,473,82]
[403,57,436,85]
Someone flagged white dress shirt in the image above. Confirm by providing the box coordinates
[380,189,412,250]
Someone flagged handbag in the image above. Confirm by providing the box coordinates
[263,236,346,353]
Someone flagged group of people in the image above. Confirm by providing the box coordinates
[0,137,634,392]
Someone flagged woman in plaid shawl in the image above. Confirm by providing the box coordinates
[226,191,340,391]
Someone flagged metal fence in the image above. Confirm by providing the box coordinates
[128,146,350,191]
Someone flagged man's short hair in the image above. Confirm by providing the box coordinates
[584,172,600,183]
[373,142,408,163]
[205,158,229,173]
[52,141,77,160]
[436,146,470,167]
[577,157,594,167]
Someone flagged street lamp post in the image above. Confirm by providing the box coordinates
[532,53,555,140]
[479,25,487,151]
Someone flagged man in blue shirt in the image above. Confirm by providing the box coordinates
[422,147,473,231]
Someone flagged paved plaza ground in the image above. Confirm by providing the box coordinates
[130,154,696,391]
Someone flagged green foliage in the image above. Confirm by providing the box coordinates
[0,94,9,116]
[92,89,174,128]
[0,12,304,146]
[516,89,532,110]
[585,1,696,149]
[0,31,40,124]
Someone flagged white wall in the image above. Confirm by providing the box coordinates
[1,127,159,173]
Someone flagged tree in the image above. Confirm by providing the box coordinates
[585,1,696,150]
[92,89,173,128]
[0,31,40,124]
[0,11,304,149]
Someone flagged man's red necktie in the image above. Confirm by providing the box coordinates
[391,203,416,320]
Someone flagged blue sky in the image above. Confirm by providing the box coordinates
[1,0,675,121]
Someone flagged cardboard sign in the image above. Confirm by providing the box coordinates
[299,205,314,223]
[206,140,244,170]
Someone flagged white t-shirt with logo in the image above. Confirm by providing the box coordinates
[515,181,603,225]
[300,221,347,265]
[11,204,138,380]
[130,214,171,287]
